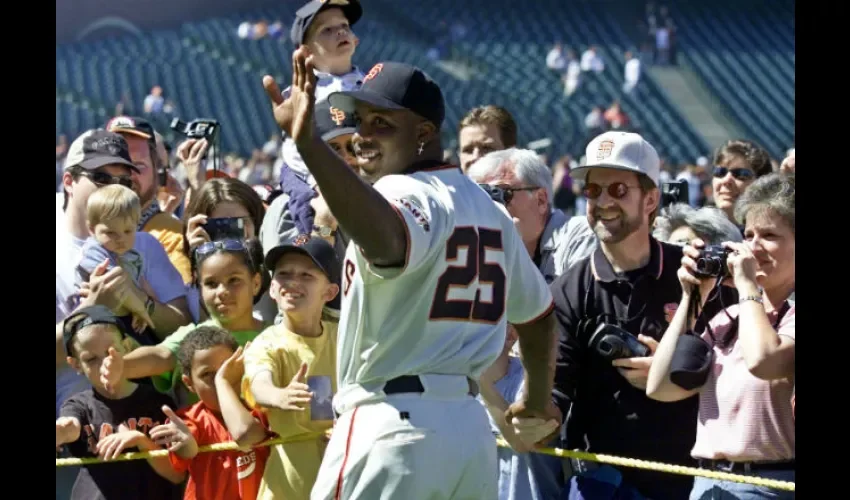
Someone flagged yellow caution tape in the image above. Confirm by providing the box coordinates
[56,432,794,491]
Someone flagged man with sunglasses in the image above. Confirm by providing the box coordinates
[509,131,707,499]
[468,147,596,283]
[55,129,191,499]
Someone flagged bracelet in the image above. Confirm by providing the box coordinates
[739,295,764,304]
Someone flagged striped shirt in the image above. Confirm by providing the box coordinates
[691,303,796,462]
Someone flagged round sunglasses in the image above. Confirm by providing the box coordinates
[81,171,133,189]
[582,182,640,200]
[713,166,755,181]
[478,184,539,205]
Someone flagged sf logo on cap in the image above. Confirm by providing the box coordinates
[330,107,347,126]
[293,234,311,246]
[597,140,615,161]
[364,63,384,83]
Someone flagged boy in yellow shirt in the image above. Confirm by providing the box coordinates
[242,235,341,499]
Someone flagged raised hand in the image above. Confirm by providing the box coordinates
[99,347,124,394]
[263,46,317,147]
[216,344,249,388]
[275,362,313,411]
[149,406,195,453]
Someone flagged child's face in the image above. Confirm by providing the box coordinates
[67,325,126,392]
[305,8,357,65]
[181,345,234,414]
[327,133,358,169]
[269,253,339,315]
[199,252,261,326]
[89,218,136,255]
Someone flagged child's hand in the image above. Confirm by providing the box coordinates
[99,347,124,394]
[215,343,250,388]
[149,406,194,453]
[95,427,148,460]
[56,417,79,450]
[275,362,313,411]
[123,293,155,331]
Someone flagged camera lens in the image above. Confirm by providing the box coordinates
[599,340,613,354]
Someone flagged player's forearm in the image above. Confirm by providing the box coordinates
[514,312,558,410]
[123,346,176,380]
[215,376,267,448]
[298,135,406,266]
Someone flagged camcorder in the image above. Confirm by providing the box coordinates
[694,245,733,278]
[203,217,245,241]
[170,118,220,142]
[588,323,651,361]
[660,180,689,208]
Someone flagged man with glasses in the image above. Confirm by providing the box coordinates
[509,132,709,499]
[468,147,596,282]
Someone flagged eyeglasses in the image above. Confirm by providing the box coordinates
[582,182,639,200]
[194,239,248,262]
[713,166,755,181]
[80,171,133,188]
[478,184,540,205]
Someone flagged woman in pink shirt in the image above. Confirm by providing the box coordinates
[647,173,795,499]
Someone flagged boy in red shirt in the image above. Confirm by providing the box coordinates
[150,326,273,500]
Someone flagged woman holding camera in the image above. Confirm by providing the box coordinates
[181,177,274,322]
[646,173,795,499]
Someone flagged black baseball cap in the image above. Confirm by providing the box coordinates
[63,129,140,173]
[63,305,125,356]
[105,115,155,141]
[315,99,357,141]
[328,62,445,128]
[291,0,363,47]
[265,234,341,285]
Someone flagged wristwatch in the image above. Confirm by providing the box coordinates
[312,225,337,238]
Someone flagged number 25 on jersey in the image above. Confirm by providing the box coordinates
[429,226,506,324]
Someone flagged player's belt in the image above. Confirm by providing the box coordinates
[383,375,479,396]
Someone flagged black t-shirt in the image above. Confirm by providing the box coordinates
[60,385,182,500]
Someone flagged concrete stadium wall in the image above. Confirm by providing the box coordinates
[56,0,285,44]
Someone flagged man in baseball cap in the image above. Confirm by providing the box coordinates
[327,61,446,183]
[61,129,140,211]
[104,115,155,141]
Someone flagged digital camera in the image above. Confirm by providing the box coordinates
[588,323,651,361]
[203,217,245,241]
[694,245,732,278]
[170,118,220,141]
[660,180,689,208]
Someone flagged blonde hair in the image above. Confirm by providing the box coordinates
[87,184,141,226]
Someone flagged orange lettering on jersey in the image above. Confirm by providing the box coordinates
[137,417,155,434]
[364,63,384,83]
[84,425,97,454]
[330,107,346,126]
[343,259,355,296]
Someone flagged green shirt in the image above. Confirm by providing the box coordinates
[151,319,268,402]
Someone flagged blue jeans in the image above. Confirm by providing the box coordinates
[690,469,795,499]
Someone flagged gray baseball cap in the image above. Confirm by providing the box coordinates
[63,129,139,173]
[570,131,660,186]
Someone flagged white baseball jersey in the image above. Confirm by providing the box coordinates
[280,67,364,185]
[337,165,554,390]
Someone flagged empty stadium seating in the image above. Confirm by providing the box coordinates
[667,1,794,158]
[55,0,792,165]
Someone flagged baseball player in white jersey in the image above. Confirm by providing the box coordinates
[280,0,365,185]
[263,48,561,500]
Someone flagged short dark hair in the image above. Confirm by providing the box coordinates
[62,165,86,210]
[176,325,238,376]
[713,139,772,178]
